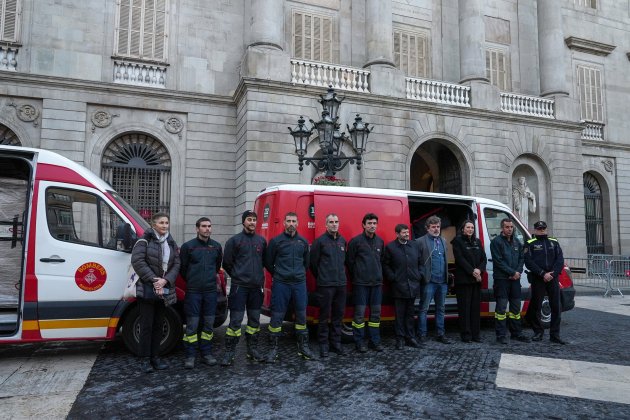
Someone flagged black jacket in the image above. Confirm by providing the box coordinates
[524,234,564,280]
[264,232,309,284]
[490,234,524,280]
[223,230,267,288]
[179,237,223,292]
[383,239,422,298]
[310,231,347,287]
[451,234,487,285]
[346,232,384,286]
[131,228,179,305]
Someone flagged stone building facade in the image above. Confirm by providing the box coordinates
[1,0,628,256]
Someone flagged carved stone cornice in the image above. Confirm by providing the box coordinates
[565,36,616,56]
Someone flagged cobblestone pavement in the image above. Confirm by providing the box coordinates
[68,302,630,419]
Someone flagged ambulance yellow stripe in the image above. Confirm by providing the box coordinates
[22,320,39,330]
[38,318,112,329]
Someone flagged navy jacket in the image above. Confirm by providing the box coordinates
[179,237,223,292]
[490,234,524,280]
[451,235,487,285]
[223,230,267,288]
[346,232,384,286]
[310,231,347,287]
[524,235,564,279]
[265,232,309,284]
[383,239,422,298]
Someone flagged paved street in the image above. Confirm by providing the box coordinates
[2,295,629,419]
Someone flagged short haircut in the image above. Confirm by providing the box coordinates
[325,213,338,222]
[425,215,441,227]
[196,217,211,228]
[395,223,409,233]
[151,212,169,223]
[362,213,378,225]
[285,212,298,220]
[500,218,513,228]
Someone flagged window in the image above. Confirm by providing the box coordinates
[574,0,597,9]
[115,0,168,61]
[577,65,603,122]
[0,0,20,42]
[292,10,333,63]
[46,188,126,250]
[486,48,511,91]
[483,208,527,244]
[393,29,429,78]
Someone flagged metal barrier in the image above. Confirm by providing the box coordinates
[566,255,630,297]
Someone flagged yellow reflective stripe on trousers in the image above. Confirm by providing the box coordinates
[352,321,365,329]
[245,326,259,335]
[226,327,242,337]
[295,324,307,330]
[368,322,380,328]
[495,313,507,320]
[268,325,282,333]
[182,334,198,343]
[200,331,214,341]
[507,312,521,320]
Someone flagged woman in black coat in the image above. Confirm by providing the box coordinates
[131,212,180,373]
[451,220,487,342]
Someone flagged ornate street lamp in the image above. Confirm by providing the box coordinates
[288,86,372,177]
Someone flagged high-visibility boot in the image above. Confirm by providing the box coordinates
[296,334,315,360]
[246,334,264,362]
[220,336,239,366]
[265,336,279,363]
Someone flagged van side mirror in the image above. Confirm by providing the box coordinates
[119,223,137,252]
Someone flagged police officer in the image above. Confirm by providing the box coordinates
[179,217,223,369]
[220,210,267,366]
[490,218,531,345]
[524,220,567,344]
[264,212,314,362]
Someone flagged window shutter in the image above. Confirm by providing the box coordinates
[294,12,303,59]
[129,0,142,57]
[393,29,429,78]
[313,16,321,61]
[154,0,166,60]
[322,16,331,63]
[577,65,603,122]
[486,48,510,91]
[292,10,333,63]
[393,31,401,69]
[1,0,19,42]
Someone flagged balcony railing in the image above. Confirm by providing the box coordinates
[113,59,167,88]
[0,45,18,71]
[581,121,604,141]
[500,92,554,119]
[406,77,470,107]
[291,59,370,93]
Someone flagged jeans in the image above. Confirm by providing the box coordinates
[352,285,382,345]
[183,291,217,357]
[268,281,308,337]
[227,285,263,337]
[418,282,447,337]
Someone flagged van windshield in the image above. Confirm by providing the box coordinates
[483,208,530,243]
[108,191,150,231]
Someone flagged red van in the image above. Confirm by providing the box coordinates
[253,184,575,329]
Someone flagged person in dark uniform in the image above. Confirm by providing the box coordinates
[524,220,567,344]
[220,210,267,366]
[310,213,348,358]
[451,220,487,343]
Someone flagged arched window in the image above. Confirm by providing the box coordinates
[583,172,604,254]
[101,133,171,221]
[0,124,21,146]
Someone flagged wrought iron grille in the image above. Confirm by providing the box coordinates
[583,173,605,254]
[101,134,171,222]
[0,124,21,146]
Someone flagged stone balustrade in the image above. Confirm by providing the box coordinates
[581,121,604,140]
[500,92,554,119]
[406,77,470,107]
[113,59,167,88]
[0,45,18,71]
[291,59,370,93]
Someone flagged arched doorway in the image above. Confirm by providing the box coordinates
[410,140,462,194]
[0,124,21,146]
[583,172,605,254]
[101,133,172,221]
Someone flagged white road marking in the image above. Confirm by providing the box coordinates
[496,354,630,405]
[574,295,630,317]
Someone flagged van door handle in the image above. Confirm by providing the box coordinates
[40,257,66,263]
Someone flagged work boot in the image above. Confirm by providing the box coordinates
[246,334,265,362]
[532,332,544,342]
[369,341,384,352]
[329,344,346,356]
[184,356,195,369]
[296,334,315,360]
[140,357,154,373]
[265,336,279,363]
[356,342,368,353]
[150,357,167,370]
[202,354,217,366]
[405,337,421,348]
[319,344,329,358]
[220,336,238,366]
[395,337,404,350]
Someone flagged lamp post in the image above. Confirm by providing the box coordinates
[288,86,372,177]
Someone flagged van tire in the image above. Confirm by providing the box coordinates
[121,304,183,356]
[537,296,552,330]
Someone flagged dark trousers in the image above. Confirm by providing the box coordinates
[137,297,166,358]
[183,291,217,357]
[529,277,561,336]
[394,297,415,339]
[317,285,346,348]
[227,285,263,337]
[455,283,481,340]
[494,278,523,338]
[268,281,308,337]
[352,285,382,345]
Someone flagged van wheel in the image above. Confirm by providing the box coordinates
[341,323,354,344]
[537,296,551,330]
[121,305,183,356]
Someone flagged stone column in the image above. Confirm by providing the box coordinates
[241,0,290,81]
[364,0,405,97]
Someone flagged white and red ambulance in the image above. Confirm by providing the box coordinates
[253,184,575,328]
[0,146,226,354]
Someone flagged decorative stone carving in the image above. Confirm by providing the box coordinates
[8,101,40,127]
[158,116,184,138]
[602,160,613,174]
[91,110,119,133]
[564,36,616,56]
